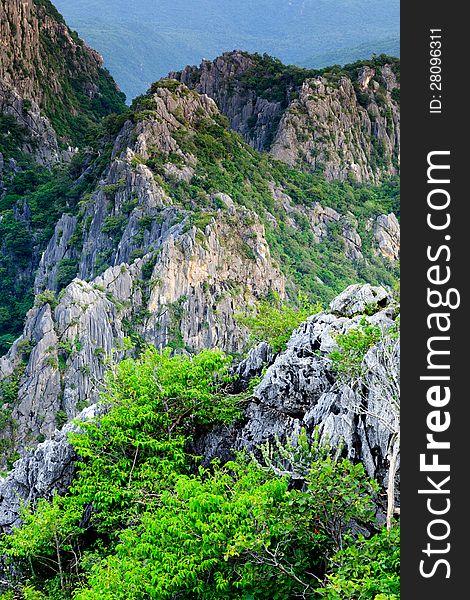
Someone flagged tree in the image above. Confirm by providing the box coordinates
[1,496,83,595]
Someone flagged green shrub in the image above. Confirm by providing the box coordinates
[320,526,400,599]
[329,318,398,380]
[0,347,396,599]
[35,289,58,310]
[238,292,322,352]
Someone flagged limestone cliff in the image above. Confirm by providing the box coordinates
[172,52,400,183]
[0,76,399,461]
[0,83,287,451]
[0,0,125,147]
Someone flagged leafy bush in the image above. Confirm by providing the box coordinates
[238,292,322,352]
[320,526,400,599]
[34,289,58,310]
[329,318,384,379]
[67,348,239,531]
[0,346,398,599]
[329,317,399,381]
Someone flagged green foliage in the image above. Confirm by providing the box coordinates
[329,318,398,380]
[68,348,238,531]
[35,290,58,310]
[55,410,68,429]
[72,435,378,599]
[0,347,396,599]
[100,215,127,235]
[320,526,400,599]
[1,494,84,597]
[56,259,78,291]
[239,53,318,106]
[238,293,322,352]
[0,362,26,406]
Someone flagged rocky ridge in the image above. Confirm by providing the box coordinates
[0,85,287,450]
[0,0,125,147]
[0,78,400,461]
[172,52,400,184]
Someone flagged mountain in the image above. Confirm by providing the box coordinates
[171,51,400,183]
[0,0,126,356]
[0,0,125,146]
[53,0,400,101]
[0,2,400,596]
[0,74,399,459]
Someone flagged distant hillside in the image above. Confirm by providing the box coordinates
[303,37,400,70]
[53,0,400,101]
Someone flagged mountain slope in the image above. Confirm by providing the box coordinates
[0,4,400,595]
[0,0,126,146]
[0,0,126,355]
[172,52,400,183]
[1,77,399,461]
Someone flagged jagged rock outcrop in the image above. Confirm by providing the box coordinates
[171,51,400,184]
[171,53,284,152]
[198,284,399,493]
[0,406,96,532]
[0,284,400,532]
[371,213,400,261]
[0,81,61,166]
[1,77,401,458]
[4,202,285,447]
[270,70,400,184]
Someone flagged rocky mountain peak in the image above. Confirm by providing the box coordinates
[170,51,400,184]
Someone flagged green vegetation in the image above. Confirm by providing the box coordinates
[320,526,400,599]
[30,0,126,145]
[238,52,399,109]
[329,318,399,380]
[0,347,399,599]
[239,53,318,106]
[238,292,322,352]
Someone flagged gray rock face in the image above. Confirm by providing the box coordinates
[232,342,274,387]
[34,215,79,293]
[0,81,289,455]
[2,212,285,447]
[0,81,61,167]
[270,70,400,184]
[199,284,399,492]
[172,53,400,184]
[171,52,284,152]
[0,406,96,531]
[329,283,392,317]
[372,213,400,261]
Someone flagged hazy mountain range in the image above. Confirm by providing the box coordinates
[54,0,400,101]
